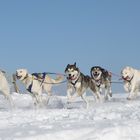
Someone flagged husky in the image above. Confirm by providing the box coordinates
[16,69,64,106]
[0,70,13,106]
[65,63,101,108]
[121,66,140,100]
[90,66,112,100]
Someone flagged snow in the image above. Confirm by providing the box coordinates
[0,92,140,140]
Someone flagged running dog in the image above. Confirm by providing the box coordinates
[16,69,64,105]
[90,66,112,100]
[0,70,13,105]
[65,63,101,108]
[121,66,140,100]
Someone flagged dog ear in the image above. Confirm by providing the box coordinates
[65,64,70,72]
[102,68,111,79]
[101,68,107,75]
[67,64,70,67]
[121,70,123,75]
[90,67,94,77]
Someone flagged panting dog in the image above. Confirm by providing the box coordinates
[65,63,101,108]
[16,69,64,106]
[121,66,140,100]
[90,66,112,100]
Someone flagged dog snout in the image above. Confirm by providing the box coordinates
[94,71,98,75]
[69,74,71,77]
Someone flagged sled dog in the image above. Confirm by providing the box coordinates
[90,66,112,100]
[121,66,140,100]
[16,69,64,105]
[65,63,101,108]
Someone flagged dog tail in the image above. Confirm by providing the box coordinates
[50,75,64,84]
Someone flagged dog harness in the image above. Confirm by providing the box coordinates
[122,75,134,83]
[27,81,33,93]
[26,72,47,93]
[32,72,47,86]
[69,76,80,89]
[21,74,28,82]
[94,79,102,87]
[32,72,46,79]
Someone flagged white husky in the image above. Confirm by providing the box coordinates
[16,69,64,105]
[0,70,13,105]
[121,66,140,99]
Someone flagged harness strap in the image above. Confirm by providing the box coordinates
[27,81,33,93]
[123,75,134,83]
[70,76,80,89]
[32,72,46,86]
[91,75,102,87]
[21,74,28,81]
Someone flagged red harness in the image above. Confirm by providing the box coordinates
[122,75,134,82]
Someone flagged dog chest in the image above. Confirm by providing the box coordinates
[72,82,81,89]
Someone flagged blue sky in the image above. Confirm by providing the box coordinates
[0,0,140,92]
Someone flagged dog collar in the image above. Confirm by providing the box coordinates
[122,75,134,82]
[93,79,102,87]
[70,75,80,87]
[21,74,29,81]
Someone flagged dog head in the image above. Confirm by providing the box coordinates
[90,66,106,80]
[16,69,28,81]
[121,66,134,81]
[65,62,80,81]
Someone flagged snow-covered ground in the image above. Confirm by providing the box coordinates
[0,92,140,140]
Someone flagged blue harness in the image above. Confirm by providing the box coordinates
[27,81,33,93]
[26,72,47,93]
[32,72,46,79]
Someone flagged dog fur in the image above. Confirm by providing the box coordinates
[65,63,101,108]
[121,66,140,99]
[0,70,13,105]
[90,66,112,100]
[16,69,64,105]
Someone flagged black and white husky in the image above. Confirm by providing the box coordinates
[90,66,112,100]
[65,63,101,108]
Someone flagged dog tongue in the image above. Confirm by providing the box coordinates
[70,76,76,80]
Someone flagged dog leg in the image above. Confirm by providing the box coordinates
[81,94,89,109]
[95,90,102,103]
[32,95,38,106]
[127,91,135,100]
[104,89,109,101]
[32,93,43,108]
[71,93,79,101]
[127,94,133,100]
[104,87,112,101]
[109,85,112,97]
[67,88,73,103]
[3,89,14,107]
[127,85,136,100]
[46,91,52,105]
[127,89,138,100]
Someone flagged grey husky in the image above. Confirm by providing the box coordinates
[65,63,101,108]
[90,66,112,100]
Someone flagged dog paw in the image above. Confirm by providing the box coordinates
[109,93,112,97]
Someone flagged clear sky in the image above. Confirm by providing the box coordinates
[0,0,140,92]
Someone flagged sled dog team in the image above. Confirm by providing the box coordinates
[0,63,140,108]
